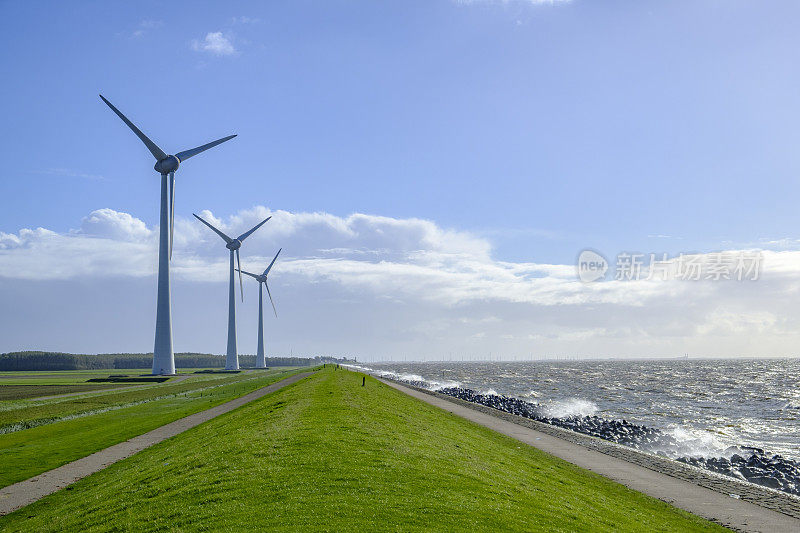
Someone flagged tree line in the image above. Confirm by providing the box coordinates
[0,351,354,371]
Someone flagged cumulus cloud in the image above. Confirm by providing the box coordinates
[78,209,152,242]
[0,209,155,279]
[191,32,236,56]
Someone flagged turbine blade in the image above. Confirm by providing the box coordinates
[235,268,260,280]
[237,216,271,242]
[169,172,175,260]
[175,135,237,162]
[99,95,168,161]
[236,249,243,302]
[192,213,232,244]
[263,248,282,277]
[265,281,277,317]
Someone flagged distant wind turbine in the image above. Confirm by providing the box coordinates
[99,95,236,375]
[237,249,281,368]
[193,213,271,370]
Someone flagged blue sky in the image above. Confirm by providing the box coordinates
[2,1,800,359]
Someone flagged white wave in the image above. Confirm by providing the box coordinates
[543,398,598,418]
[483,388,499,396]
[343,364,463,391]
[428,380,463,391]
[651,426,732,458]
[397,373,425,382]
[344,365,407,383]
[342,364,373,373]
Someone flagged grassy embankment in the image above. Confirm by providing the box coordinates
[0,367,726,532]
[0,368,307,486]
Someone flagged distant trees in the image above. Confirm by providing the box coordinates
[0,351,354,371]
[0,352,111,371]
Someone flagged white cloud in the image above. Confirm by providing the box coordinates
[0,209,155,279]
[191,32,236,56]
[78,209,152,242]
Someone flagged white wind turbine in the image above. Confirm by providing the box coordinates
[237,249,281,368]
[193,213,271,370]
[100,95,236,375]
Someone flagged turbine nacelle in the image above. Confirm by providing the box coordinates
[99,95,236,263]
[154,155,180,175]
[193,212,272,302]
[237,248,281,318]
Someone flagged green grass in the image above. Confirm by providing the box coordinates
[0,368,306,486]
[0,384,129,400]
[0,368,727,532]
[0,374,144,386]
[0,368,217,376]
[0,369,137,376]
[0,368,221,383]
[0,371,287,429]
[0,368,172,380]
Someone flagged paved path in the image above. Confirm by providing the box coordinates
[381,378,800,533]
[0,371,314,516]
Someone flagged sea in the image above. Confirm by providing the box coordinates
[353,358,800,462]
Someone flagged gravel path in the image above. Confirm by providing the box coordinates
[0,371,314,516]
[381,378,800,533]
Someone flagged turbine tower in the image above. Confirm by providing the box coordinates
[237,249,281,368]
[99,95,236,375]
[193,213,271,370]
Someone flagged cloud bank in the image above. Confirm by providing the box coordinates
[2,206,800,358]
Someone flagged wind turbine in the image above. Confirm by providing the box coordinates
[193,213,271,370]
[237,249,281,368]
[99,95,236,375]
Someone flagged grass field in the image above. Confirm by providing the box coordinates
[0,375,141,387]
[0,368,211,376]
[0,368,307,486]
[0,370,137,376]
[0,367,727,532]
[0,368,225,387]
[0,384,128,400]
[0,371,275,429]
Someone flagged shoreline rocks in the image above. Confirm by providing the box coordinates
[434,386,800,496]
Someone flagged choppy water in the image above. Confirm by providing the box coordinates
[358,359,800,462]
